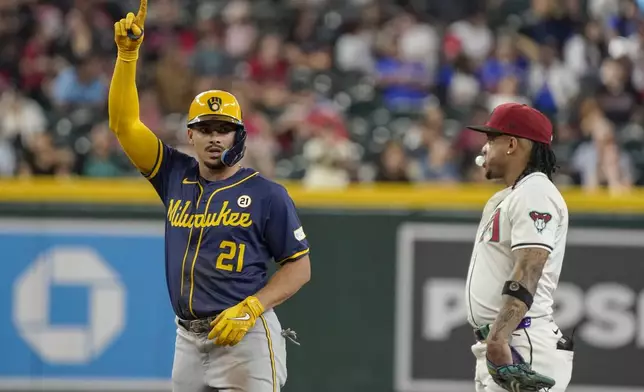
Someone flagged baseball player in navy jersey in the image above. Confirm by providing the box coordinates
[107,2,311,391]
[465,103,574,392]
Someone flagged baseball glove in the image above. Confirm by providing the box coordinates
[487,347,556,392]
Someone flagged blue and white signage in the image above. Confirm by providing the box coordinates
[0,219,174,390]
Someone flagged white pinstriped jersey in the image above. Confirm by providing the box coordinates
[465,172,569,327]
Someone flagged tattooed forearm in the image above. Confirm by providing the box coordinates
[487,248,549,343]
[510,248,549,295]
[488,298,527,343]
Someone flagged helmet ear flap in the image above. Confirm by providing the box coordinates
[221,127,247,167]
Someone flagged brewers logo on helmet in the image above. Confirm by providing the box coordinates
[207,96,222,112]
[187,90,247,167]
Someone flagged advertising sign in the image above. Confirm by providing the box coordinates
[0,219,173,390]
[395,223,644,392]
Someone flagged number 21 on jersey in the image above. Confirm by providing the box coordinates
[216,241,246,272]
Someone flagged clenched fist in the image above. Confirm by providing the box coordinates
[114,0,147,60]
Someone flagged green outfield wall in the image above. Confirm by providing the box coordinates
[1,179,643,392]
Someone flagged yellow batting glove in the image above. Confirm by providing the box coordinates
[208,296,265,346]
[113,0,147,61]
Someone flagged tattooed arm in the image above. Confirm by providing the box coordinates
[486,247,550,364]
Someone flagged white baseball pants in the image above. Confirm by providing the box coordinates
[171,309,287,392]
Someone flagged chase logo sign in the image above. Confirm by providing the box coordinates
[13,246,125,365]
[0,219,174,390]
[395,223,644,392]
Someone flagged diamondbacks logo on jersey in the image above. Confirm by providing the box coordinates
[207,96,222,112]
[529,211,552,233]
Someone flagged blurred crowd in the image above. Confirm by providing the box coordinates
[1,0,644,191]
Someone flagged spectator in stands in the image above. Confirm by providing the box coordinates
[487,75,531,111]
[285,6,331,71]
[302,108,356,188]
[1,0,643,188]
[222,0,257,60]
[81,122,125,177]
[444,54,481,109]
[410,112,460,182]
[191,22,232,83]
[572,107,635,193]
[247,34,290,86]
[51,54,108,109]
[19,24,54,104]
[563,19,607,78]
[374,24,432,112]
[453,106,489,180]
[375,140,411,182]
[479,35,529,92]
[138,87,166,140]
[155,40,194,114]
[607,0,640,38]
[18,132,68,176]
[595,58,641,126]
[55,8,111,63]
[0,85,46,150]
[527,39,579,117]
[334,20,375,74]
[234,90,277,178]
[519,0,576,49]
[447,11,494,66]
[397,11,440,79]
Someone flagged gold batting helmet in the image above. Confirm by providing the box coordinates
[187,90,243,126]
[187,90,247,167]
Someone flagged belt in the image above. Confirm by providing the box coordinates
[178,315,219,334]
[179,316,303,346]
[474,317,532,342]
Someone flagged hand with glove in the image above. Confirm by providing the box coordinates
[208,296,265,346]
[487,344,556,392]
[113,0,147,61]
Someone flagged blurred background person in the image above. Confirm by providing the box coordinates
[0,0,640,193]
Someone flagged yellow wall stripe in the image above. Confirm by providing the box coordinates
[260,315,277,392]
[2,178,644,213]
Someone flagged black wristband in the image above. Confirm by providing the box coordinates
[502,281,534,309]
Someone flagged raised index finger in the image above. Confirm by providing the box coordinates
[136,0,147,28]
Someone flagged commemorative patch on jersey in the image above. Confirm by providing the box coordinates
[294,226,306,241]
[529,211,552,233]
[237,195,252,208]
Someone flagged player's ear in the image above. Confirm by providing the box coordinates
[506,136,520,155]
[187,128,194,145]
[514,138,533,156]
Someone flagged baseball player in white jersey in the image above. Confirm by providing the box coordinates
[464,103,574,392]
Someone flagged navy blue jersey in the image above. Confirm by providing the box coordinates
[145,142,310,320]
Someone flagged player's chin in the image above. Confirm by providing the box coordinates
[204,158,225,170]
[484,169,498,180]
